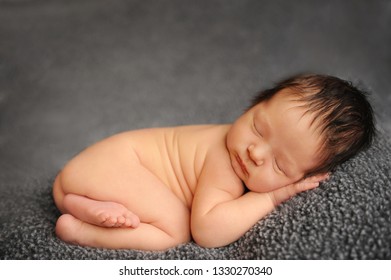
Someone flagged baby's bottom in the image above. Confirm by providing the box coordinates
[52,135,190,251]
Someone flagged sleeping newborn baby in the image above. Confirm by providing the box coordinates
[52,74,375,250]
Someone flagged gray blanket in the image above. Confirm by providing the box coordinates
[1,132,390,259]
[1,0,390,259]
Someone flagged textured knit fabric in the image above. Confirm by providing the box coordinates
[1,132,390,259]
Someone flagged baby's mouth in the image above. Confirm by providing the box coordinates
[236,155,249,177]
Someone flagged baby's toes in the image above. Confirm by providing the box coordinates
[115,216,126,227]
[97,213,109,224]
[123,217,132,227]
[99,214,117,227]
[130,214,140,228]
[107,217,118,227]
[124,213,140,228]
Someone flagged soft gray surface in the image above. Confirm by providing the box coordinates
[1,134,390,259]
[1,0,390,259]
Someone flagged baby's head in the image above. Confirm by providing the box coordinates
[226,73,375,193]
[250,73,375,177]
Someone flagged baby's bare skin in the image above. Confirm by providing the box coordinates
[55,125,220,230]
[53,91,328,250]
[62,194,140,227]
[53,125,231,249]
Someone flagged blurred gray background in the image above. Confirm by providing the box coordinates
[1,0,390,187]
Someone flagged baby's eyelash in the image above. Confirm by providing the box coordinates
[253,122,263,137]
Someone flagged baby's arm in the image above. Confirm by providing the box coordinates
[191,154,328,248]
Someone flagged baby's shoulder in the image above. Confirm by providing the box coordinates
[191,125,240,178]
[175,124,231,158]
[174,125,234,177]
[174,124,231,144]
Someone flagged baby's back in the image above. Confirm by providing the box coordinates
[122,125,230,208]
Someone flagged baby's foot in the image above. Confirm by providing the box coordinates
[63,194,140,228]
[92,200,140,228]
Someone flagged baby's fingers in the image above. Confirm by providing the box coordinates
[303,173,330,184]
[296,173,330,192]
[269,181,315,206]
[268,174,330,206]
[294,179,320,192]
[268,173,330,206]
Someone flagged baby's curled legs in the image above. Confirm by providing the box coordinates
[52,133,190,250]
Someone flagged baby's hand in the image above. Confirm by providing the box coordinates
[268,173,330,206]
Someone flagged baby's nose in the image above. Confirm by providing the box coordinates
[248,144,268,166]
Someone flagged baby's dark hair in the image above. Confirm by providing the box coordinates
[250,74,376,176]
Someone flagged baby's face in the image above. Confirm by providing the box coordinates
[226,89,322,193]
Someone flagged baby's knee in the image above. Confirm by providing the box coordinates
[55,214,80,244]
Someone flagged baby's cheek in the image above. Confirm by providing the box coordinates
[248,176,283,193]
